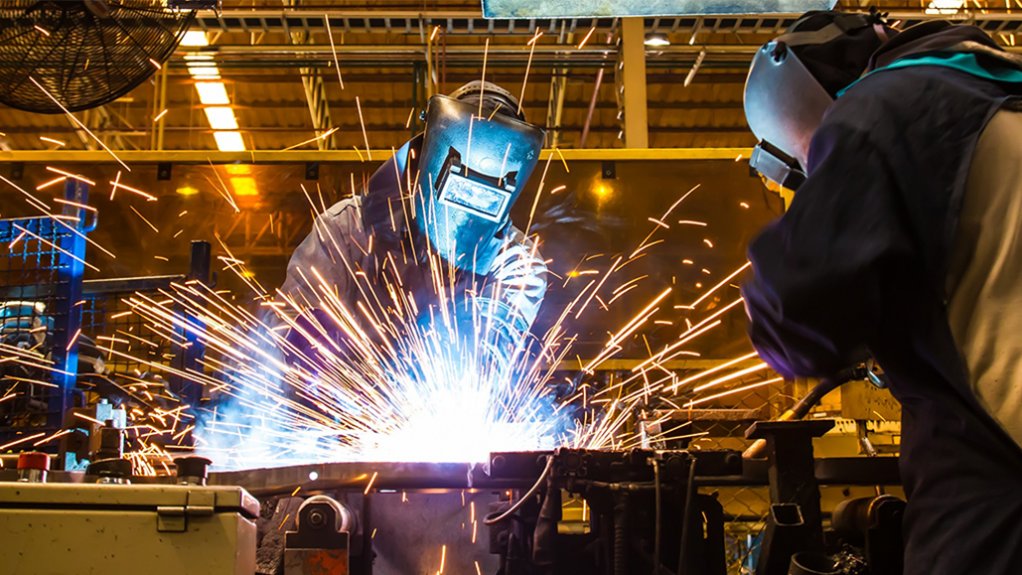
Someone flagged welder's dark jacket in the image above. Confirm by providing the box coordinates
[742,22,1022,575]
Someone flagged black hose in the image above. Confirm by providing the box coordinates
[614,493,629,575]
[484,456,554,526]
[653,458,662,575]
[744,376,845,459]
[676,455,698,575]
[789,377,843,420]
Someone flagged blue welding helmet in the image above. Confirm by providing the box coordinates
[414,82,545,275]
[744,11,891,190]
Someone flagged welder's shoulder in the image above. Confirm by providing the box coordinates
[827,65,975,133]
[317,196,368,235]
[823,75,910,132]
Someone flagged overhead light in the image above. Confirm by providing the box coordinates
[205,107,239,130]
[925,0,964,13]
[176,185,199,197]
[213,131,246,152]
[187,65,221,79]
[179,31,209,47]
[195,82,229,105]
[644,33,670,47]
[230,176,258,196]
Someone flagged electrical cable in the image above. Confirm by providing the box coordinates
[483,455,554,525]
[652,458,662,575]
[676,455,698,575]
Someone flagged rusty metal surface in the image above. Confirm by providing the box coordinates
[284,549,349,575]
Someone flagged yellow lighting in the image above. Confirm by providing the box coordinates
[190,70,221,80]
[225,164,251,175]
[187,64,221,79]
[205,107,239,130]
[644,34,670,47]
[176,185,199,197]
[593,184,611,198]
[925,0,964,14]
[230,176,258,196]
[214,131,246,152]
[179,31,209,47]
[195,82,230,105]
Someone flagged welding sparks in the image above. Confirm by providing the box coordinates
[28,77,130,171]
[39,151,780,473]
[324,13,346,90]
[129,206,160,233]
[35,176,67,191]
[283,126,339,151]
[109,179,157,202]
[46,167,96,187]
[355,97,372,161]
[577,26,597,49]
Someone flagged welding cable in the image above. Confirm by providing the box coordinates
[676,455,698,575]
[743,376,845,459]
[483,455,554,525]
[652,458,663,575]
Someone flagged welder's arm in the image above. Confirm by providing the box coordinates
[471,237,548,369]
[742,123,913,379]
[278,199,369,359]
[280,198,367,310]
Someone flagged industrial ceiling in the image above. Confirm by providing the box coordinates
[1,0,1019,154]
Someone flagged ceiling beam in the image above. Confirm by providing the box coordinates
[0,148,752,164]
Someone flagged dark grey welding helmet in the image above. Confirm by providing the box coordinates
[414,82,545,275]
[744,11,891,189]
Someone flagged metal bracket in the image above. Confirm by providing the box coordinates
[156,491,217,532]
[157,505,187,532]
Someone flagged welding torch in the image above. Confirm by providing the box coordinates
[743,363,886,459]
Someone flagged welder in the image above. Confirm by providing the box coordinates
[280,81,547,374]
[740,10,1022,575]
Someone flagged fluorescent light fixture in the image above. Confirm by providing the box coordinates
[187,65,221,79]
[183,53,214,61]
[925,0,964,13]
[179,31,209,46]
[644,33,670,47]
[213,131,246,152]
[205,107,239,130]
[482,0,837,17]
[230,176,258,196]
[195,81,229,105]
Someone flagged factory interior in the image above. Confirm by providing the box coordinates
[1,1,1017,574]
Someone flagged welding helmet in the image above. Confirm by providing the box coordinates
[744,11,893,190]
[414,81,545,275]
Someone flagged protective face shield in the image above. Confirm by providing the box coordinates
[744,11,889,190]
[414,87,545,275]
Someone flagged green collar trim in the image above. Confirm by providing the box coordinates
[837,51,1022,97]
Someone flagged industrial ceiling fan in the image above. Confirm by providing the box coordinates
[0,1,205,113]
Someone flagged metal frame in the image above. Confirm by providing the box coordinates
[186,10,1022,37]
[0,181,94,437]
[0,148,751,163]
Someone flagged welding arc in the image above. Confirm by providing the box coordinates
[483,456,553,525]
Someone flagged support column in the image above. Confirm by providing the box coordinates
[621,18,649,148]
